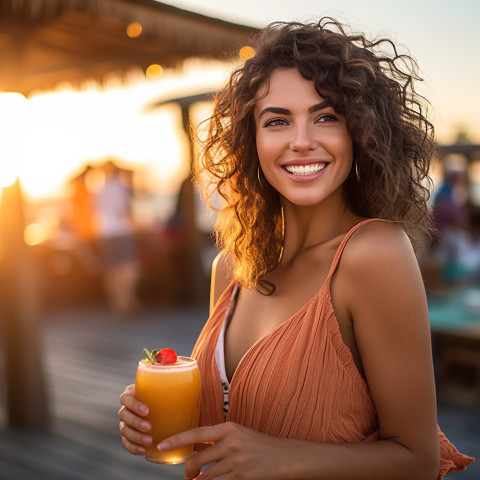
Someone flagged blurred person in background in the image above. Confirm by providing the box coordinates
[96,159,140,315]
[69,164,97,242]
[432,203,480,287]
[67,164,100,274]
[430,166,470,286]
[433,167,468,244]
[119,18,474,479]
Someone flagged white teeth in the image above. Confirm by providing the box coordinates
[285,163,326,176]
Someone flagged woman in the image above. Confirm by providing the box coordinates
[119,18,474,479]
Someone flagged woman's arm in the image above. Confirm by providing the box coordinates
[159,223,440,480]
[327,220,440,479]
[209,250,233,315]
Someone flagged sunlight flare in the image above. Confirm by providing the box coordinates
[0,93,27,188]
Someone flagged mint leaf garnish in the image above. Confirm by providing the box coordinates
[143,348,156,364]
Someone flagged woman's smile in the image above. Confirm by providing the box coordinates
[282,161,329,184]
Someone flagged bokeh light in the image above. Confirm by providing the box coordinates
[239,45,255,60]
[146,64,164,79]
[24,223,49,246]
[126,22,143,38]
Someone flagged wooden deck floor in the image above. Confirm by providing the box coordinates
[0,304,479,479]
[0,305,207,480]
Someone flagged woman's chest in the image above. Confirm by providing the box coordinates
[223,256,336,380]
[223,259,361,382]
[220,291,377,442]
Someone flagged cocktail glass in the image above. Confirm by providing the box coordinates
[135,356,201,464]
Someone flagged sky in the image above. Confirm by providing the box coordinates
[162,0,480,144]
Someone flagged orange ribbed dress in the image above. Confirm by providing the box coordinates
[192,219,474,478]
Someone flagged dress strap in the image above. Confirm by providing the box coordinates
[214,283,240,387]
[325,218,389,282]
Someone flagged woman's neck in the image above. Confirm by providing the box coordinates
[280,195,361,266]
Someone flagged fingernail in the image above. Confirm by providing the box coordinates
[157,441,170,451]
[137,447,146,454]
[142,436,152,445]
[139,405,149,415]
[140,421,151,432]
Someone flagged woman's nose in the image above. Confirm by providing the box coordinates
[289,123,317,151]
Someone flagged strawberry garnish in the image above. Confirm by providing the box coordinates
[155,348,177,365]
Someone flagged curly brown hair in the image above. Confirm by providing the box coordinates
[195,17,435,290]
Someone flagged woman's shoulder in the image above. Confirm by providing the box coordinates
[341,220,418,275]
[212,250,234,278]
[210,250,235,313]
[348,219,412,253]
[335,219,427,328]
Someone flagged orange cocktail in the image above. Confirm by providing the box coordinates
[135,356,201,464]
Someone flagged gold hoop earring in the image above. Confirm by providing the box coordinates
[277,205,285,265]
[355,158,360,182]
[257,164,264,189]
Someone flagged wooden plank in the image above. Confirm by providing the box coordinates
[0,305,207,478]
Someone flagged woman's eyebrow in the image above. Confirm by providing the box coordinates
[258,106,290,119]
[309,100,331,113]
[258,100,331,119]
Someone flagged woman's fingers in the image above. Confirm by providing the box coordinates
[158,423,245,479]
[118,384,151,433]
[119,420,152,446]
[118,404,151,435]
[119,384,149,417]
[118,384,152,454]
[163,423,288,480]
[120,424,149,455]
[121,384,135,397]
[184,443,230,480]
[158,423,235,452]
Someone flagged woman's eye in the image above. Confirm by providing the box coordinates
[316,114,337,123]
[263,117,287,127]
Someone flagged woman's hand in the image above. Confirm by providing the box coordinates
[118,384,152,455]
[158,421,300,480]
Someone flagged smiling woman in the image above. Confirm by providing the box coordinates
[119,17,474,480]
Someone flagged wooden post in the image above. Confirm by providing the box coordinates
[0,179,49,428]
[177,103,209,304]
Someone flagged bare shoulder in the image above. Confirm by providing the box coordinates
[212,250,234,281]
[337,220,425,312]
[344,220,414,262]
[339,220,419,279]
[210,250,234,314]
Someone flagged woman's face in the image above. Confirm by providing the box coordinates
[254,68,353,208]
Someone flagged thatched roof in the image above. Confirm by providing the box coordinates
[0,0,257,95]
